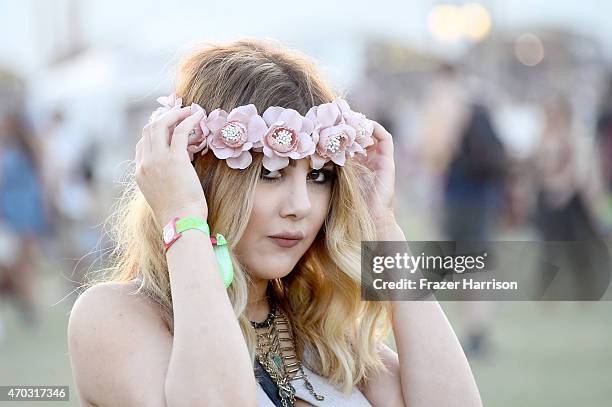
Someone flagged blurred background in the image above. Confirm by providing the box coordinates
[1,0,611,406]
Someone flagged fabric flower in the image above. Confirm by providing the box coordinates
[206,104,268,169]
[150,93,182,122]
[336,99,374,155]
[186,103,211,161]
[148,93,375,169]
[261,107,315,171]
[306,100,360,169]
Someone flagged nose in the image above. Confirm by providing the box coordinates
[279,175,312,220]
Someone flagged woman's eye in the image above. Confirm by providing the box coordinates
[260,168,282,182]
[308,170,332,184]
[260,168,335,184]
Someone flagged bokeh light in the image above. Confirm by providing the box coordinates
[428,4,464,42]
[429,3,492,43]
[515,33,545,66]
[461,3,492,41]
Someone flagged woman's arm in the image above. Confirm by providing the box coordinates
[69,105,258,406]
[138,106,257,406]
[377,221,482,407]
[67,218,258,407]
[68,211,258,407]
[162,207,258,407]
[355,118,481,406]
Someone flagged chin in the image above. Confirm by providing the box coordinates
[250,261,296,281]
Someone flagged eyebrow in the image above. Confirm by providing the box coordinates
[287,159,335,170]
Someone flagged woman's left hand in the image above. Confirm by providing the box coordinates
[356,121,397,228]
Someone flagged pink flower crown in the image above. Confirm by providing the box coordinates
[150,93,375,171]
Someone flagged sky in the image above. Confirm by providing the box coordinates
[1,0,610,78]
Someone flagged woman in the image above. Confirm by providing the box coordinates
[0,111,48,329]
[533,95,607,299]
[67,39,481,407]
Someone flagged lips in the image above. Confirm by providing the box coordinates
[268,231,305,248]
[269,231,305,240]
[269,237,301,248]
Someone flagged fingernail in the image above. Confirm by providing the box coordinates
[190,103,205,115]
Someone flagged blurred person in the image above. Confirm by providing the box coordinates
[443,103,508,358]
[492,102,547,230]
[40,109,98,286]
[443,103,507,241]
[595,74,612,232]
[416,63,470,236]
[533,95,608,300]
[0,111,50,329]
[67,39,482,407]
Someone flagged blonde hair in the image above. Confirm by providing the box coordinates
[88,38,392,393]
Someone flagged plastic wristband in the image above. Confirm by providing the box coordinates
[162,215,234,288]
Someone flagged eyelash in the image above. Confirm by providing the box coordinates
[260,168,335,184]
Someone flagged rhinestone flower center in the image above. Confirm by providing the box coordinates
[220,121,247,147]
[324,131,347,155]
[267,125,298,153]
[274,129,293,146]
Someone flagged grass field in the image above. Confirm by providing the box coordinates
[1,263,611,406]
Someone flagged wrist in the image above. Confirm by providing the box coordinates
[158,205,207,227]
[373,210,397,229]
[373,211,403,239]
[161,213,234,288]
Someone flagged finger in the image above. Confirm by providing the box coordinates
[150,107,192,154]
[353,150,369,164]
[141,128,152,158]
[135,138,143,164]
[371,121,394,157]
[170,110,205,153]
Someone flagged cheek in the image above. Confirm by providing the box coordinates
[311,187,333,225]
[234,215,263,268]
[250,185,276,220]
[242,204,267,238]
[237,186,275,244]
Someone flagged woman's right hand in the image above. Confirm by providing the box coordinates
[135,106,208,227]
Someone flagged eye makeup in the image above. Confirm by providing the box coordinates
[260,165,336,185]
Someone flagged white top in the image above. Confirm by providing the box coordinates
[256,345,372,406]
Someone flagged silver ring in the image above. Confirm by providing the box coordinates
[188,129,196,137]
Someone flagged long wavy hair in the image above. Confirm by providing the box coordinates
[86,38,392,393]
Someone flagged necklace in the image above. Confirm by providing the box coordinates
[250,299,277,329]
[250,298,325,407]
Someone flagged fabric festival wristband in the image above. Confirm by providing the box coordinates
[210,233,234,288]
[162,215,234,288]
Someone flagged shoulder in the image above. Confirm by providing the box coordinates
[358,343,404,407]
[69,280,160,319]
[68,281,172,407]
[68,281,168,341]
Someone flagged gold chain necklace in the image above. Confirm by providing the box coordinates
[251,301,325,407]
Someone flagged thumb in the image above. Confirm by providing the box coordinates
[170,108,205,153]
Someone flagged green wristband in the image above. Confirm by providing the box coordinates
[212,233,234,288]
[175,216,210,235]
[173,216,234,288]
